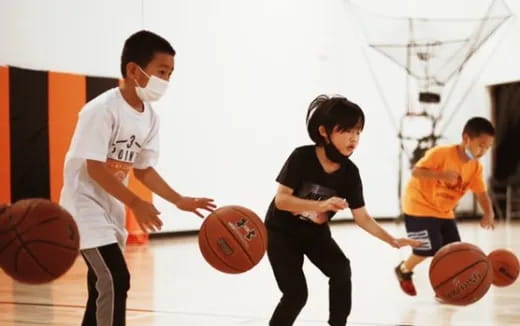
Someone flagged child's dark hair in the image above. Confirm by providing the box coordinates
[462,117,495,138]
[306,95,365,145]
[120,30,176,77]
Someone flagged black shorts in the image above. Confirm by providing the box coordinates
[404,214,461,257]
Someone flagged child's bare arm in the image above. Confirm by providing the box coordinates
[133,167,182,204]
[351,207,395,244]
[475,191,495,229]
[87,160,141,206]
[413,167,459,183]
[133,167,215,218]
[351,207,422,248]
[86,160,162,232]
[274,184,346,214]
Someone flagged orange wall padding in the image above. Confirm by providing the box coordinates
[48,72,86,202]
[2,67,152,244]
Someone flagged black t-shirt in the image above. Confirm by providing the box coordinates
[265,145,365,230]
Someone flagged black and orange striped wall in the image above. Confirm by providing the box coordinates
[0,65,150,243]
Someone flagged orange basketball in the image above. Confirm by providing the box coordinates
[429,242,493,305]
[198,205,267,274]
[0,199,80,284]
[488,249,519,287]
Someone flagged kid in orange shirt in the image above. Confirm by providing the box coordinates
[395,117,496,296]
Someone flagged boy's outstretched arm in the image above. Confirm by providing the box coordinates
[274,184,346,215]
[133,167,216,218]
[475,191,495,229]
[351,207,422,248]
[413,167,459,184]
[86,160,162,232]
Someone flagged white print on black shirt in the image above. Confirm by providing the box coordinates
[294,182,336,221]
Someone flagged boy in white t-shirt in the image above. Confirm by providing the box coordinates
[60,30,215,326]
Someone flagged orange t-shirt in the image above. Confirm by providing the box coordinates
[402,145,486,219]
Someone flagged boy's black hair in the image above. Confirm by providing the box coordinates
[306,95,365,145]
[120,30,176,77]
[462,117,495,138]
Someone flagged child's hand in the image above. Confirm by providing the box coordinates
[176,196,216,218]
[307,213,328,225]
[129,198,163,232]
[480,213,495,230]
[391,238,423,249]
[317,197,348,213]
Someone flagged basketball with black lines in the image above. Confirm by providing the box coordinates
[198,205,267,274]
[429,242,493,305]
[488,248,519,287]
[0,199,79,284]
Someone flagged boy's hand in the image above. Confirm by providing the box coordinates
[176,196,216,218]
[391,238,423,249]
[307,213,329,225]
[129,199,163,233]
[317,197,348,213]
[480,213,495,230]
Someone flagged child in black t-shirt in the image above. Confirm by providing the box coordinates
[265,95,421,326]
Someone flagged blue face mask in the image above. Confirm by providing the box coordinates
[465,146,475,160]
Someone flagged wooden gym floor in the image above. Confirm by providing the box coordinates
[1,220,519,326]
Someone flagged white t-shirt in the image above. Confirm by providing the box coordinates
[60,88,159,250]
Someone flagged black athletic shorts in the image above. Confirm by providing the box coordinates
[404,214,461,257]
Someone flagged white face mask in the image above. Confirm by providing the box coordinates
[135,66,169,102]
[465,146,475,160]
